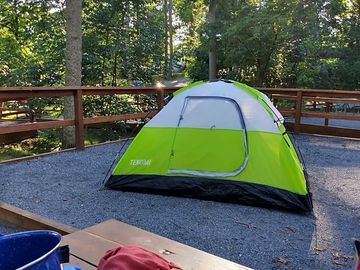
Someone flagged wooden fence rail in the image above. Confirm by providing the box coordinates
[0,86,178,149]
[0,86,359,150]
[258,88,360,138]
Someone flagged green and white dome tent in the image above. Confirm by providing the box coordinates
[105,80,312,211]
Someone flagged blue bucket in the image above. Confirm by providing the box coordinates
[0,230,62,270]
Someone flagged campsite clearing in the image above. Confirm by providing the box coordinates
[0,134,359,270]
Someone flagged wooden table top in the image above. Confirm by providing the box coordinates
[62,219,252,270]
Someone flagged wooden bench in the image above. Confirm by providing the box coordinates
[62,219,252,270]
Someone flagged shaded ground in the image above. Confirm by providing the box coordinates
[0,135,359,270]
[286,117,360,129]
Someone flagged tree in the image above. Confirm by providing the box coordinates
[163,0,174,79]
[0,0,65,86]
[63,0,82,148]
[81,0,165,86]
[208,0,216,80]
[187,0,360,89]
[169,0,174,78]
[1,0,358,92]
[173,0,207,78]
[163,0,169,78]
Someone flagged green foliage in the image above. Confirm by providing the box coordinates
[188,0,360,90]
[0,0,65,87]
[133,94,158,112]
[29,98,63,119]
[34,129,63,151]
[1,0,359,90]
[0,128,63,161]
[1,0,359,160]
[0,0,167,88]
[82,93,156,144]
[85,122,134,144]
[82,95,133,143]
[0,146,32,161]
[0,0,167,154]
[82,0,166,86]
[173,0,207,78]
[83,95,137,117]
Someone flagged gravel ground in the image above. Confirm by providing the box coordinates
[0,135,359,270]
[0,224,20,235]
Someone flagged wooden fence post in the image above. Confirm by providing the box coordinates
[324,102,331,126]
[157,88,164,110]
[74,89,84,150]
[294,90,302,134]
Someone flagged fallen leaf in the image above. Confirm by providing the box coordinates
[314,247,327,252]
[312,247,327,255]
[236,221,257,230]
[272,257,289,265]
[332,258,347,266]
[286,226,296,233]
[331,251,354,267]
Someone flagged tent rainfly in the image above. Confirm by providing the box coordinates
[105,81,312,211]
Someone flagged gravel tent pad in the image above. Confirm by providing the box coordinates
[0,134,359,270]
[0,224,20,234]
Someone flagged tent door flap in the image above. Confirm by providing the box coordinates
[168,96,249,177]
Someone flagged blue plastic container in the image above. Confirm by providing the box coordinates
[0,230,62,270]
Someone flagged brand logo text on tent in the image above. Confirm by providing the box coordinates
[130,159,152,166]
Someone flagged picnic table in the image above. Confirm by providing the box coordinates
[62,219,252,270]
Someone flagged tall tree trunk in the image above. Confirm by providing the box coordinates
[163,0,169,79]
[208,0,217,81]
[112,53,117,86]
[168,0,174,78]
[124,2,132,82]
[63,0,82,149]
[101,57,105,86]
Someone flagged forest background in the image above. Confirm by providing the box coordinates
[0,0,359,159]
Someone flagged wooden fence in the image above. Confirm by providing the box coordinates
[0,86,359,150]
[259,88,360,138]
[0,86,177,149]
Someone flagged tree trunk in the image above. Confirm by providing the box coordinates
[124,2,132,82]
[208,0,217,81]
[169,0,174,78]
[163,0,169,79]
[101,57,105,86]
[112,53,117,86]
[63,0,82,149]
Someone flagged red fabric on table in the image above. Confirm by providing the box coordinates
[98,246,182,270]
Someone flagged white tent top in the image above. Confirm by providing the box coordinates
[147,81,284,133]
